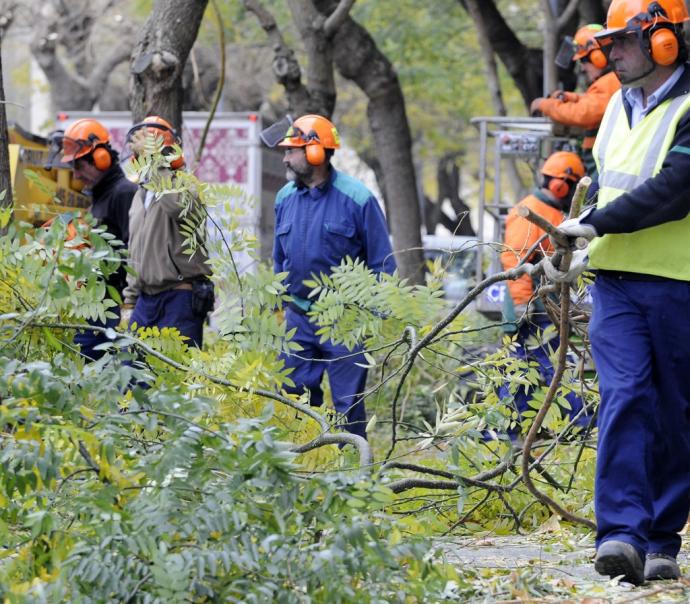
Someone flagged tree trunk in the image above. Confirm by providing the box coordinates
[129,0,209,130]
[316,2,424,283]
[0,22,14,226]
[286,0,337,117]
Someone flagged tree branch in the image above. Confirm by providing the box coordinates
[323,0,356,37]
[557,0,581,32]
[244,0,313,113]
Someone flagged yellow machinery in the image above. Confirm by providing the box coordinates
[8,123,90,225]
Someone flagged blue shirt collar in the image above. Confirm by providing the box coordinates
[623,65,685,126]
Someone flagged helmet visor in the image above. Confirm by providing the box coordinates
[260,115,293,148]
[555,36,576,69]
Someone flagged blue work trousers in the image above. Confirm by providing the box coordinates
[129,290,204,348]
[74,307,121,361]
[590,276,690,559]
[499,313,587,434]
[280,307,368,439]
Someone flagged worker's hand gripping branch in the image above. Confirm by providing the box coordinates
[540,177,594,282]
[552,206,598,246]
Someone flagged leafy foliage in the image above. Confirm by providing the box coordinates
[0,140,599,601]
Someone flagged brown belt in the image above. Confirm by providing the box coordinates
[174,282,193,291]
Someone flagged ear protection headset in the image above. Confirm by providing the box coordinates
[645,3,682,66]
[288,127,326,165]
[546,166,576,199]
[125,121,185,170]
[89,136,112,171]
[305,141,326,166]
[548,177,571,199]
[586,47,609,69]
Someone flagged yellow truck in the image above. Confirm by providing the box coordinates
[8,123,90,225]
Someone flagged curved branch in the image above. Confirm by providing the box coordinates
[557,0,581,32]
[291,432,371,467]
[519,179,597,531]
[244,0,312,112]
[323,0,356,37]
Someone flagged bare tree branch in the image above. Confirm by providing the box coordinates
[323,0,356,37]
[243,0,313,114]
[557,0,582,32]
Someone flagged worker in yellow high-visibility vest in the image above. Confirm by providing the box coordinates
[544,0,690,586]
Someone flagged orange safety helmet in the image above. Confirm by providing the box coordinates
[541,151,585,199]
[278,114,341,166]
[61,118,112,170]
[125,115,184,169]
[596,0,689,66]
[573,24,608,68]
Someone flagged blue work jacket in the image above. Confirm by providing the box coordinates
[273,168,396,306]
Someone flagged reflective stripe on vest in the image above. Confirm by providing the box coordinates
[590,89,690,279]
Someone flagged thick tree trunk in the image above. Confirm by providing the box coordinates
[129,0,209,130]
[0,34,13,222]
[316,2,424,283]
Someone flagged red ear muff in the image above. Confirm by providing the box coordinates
[91,146,112,171]
[305,144,326,166]
[169,152,185,170]
[588,49,607,69]
[548,177,570,199]
[650,27,679,66]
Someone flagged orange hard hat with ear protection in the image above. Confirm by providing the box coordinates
[573,24,609,69]
[278,114,341,166]
[541,151,585,199]
[125,115,185,170]
[596,0,689,67]
[61,118,112,171]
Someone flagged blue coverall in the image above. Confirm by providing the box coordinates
[274,168,396,438]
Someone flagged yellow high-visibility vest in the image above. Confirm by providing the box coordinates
[591,89,690,279]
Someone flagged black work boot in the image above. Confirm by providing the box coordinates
[594,540,645,585]
[644,553,680,581]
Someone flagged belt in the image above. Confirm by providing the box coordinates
[174,282,193,291]
[597,269,686,283]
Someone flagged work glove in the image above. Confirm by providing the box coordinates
[551,207,598,249]
[543,249,589,283]
[550,90,579,102]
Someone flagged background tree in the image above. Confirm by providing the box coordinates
[0,2,14,222]
[129,0,210,129]
[30,0,135,111]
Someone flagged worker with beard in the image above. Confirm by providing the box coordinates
[273,114,396,439]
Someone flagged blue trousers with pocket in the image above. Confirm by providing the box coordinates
[74,307,121,361]
[280,307,368,439]
[590,276,690,559]
[129,289,204,348]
